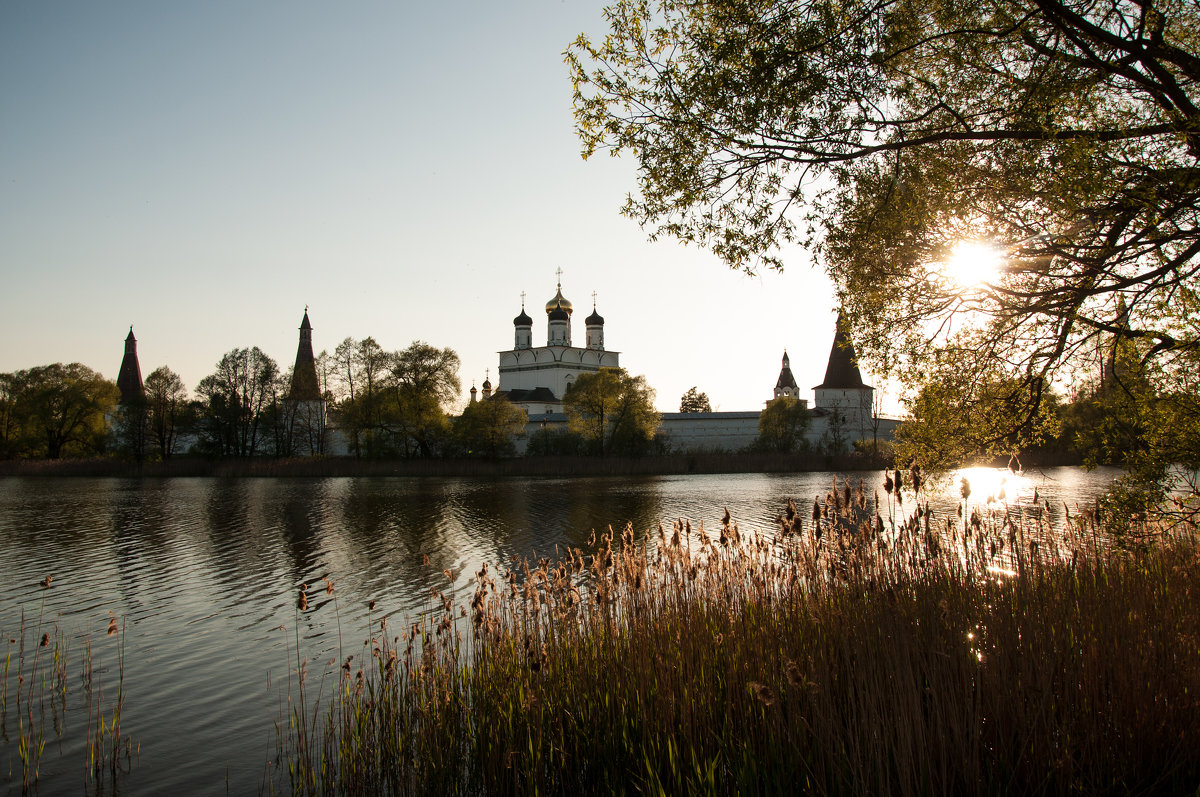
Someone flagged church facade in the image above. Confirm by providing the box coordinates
[493,275,620,415]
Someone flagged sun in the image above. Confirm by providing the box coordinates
[941,240,1005,290]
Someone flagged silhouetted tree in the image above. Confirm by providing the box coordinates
[196,348,279,457]
[679,386,712,413]
[144,366,190,460]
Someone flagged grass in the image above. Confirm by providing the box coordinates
[270,477,1200,795]
[1,603,133,795]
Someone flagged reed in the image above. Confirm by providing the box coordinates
[1,608,134,794]
[273,480,1200,795]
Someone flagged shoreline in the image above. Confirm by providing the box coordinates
[0,451,881,479]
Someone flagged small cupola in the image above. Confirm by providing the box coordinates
[585,294,605,350]
[513,293,533,350]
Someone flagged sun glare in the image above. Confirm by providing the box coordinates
[942,240,1005,290]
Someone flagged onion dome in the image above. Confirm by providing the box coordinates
[545,286,573,316]
[586,308,604,326]
[482,376,492,390]
[514,308,533,326]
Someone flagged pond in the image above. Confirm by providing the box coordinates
[0,466,1120,795]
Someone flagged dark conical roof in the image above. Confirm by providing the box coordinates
[815,312,868,389]
[289,309,322,402]
[117,326,144,404]
[775,350,798,391]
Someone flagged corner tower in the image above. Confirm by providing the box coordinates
[813,311,873,435]
[290,309,321,402]
[117,326,144,404]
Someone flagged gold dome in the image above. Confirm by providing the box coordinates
[545,285,573,315]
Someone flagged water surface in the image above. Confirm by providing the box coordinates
[0,467,1120,795]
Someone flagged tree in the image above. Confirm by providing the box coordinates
[679,386,712,413]
[571,0,1200,497]
[334,337,390,458]
[755,396,811,453]
[195,348,279,457]
[456,396,529,458]
[113,394,150,463]
[0,364,118,459]
[564,368,661,455]
[895,363,1061,472]
[143,366,190,460]
[387,342,461,458]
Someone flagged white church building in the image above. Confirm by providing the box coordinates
[476,272,620,416]
[480,276,895,453]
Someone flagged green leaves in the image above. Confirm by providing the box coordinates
[574,0,1200,503]
[564,367,661,456]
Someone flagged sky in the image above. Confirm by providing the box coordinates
[0,1,873,414]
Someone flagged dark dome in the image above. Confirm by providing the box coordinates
[585,309,604,326]
[548,306,569,322]
[513,309,533,326]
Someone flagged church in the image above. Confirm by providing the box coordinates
[482,270,620,416]
[479,276,893,453]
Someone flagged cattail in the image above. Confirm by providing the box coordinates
[884,472,894,495]
[40,575,53,589]
[910,462,922,494]
[722,506,731,527]
[40,632,50,647]
[298,586,309,611]
[960,477,972,501]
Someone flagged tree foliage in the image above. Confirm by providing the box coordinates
[196,348,279,457]
[327,338,461,458]
[679,386,713,413]
[564,368,661,455]
[0,363,118,459]
[755,396,811,453]
[142,366,194,460]
[571,0,1200,496]
[456,396,529,458]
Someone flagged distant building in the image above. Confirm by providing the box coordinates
[773,351,801,401]
[116,326,144,404]
[287,309,327,455]
[477,285,894,453]
[495,272,620,415]
[811,311,874,440]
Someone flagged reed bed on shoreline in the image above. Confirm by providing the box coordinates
[1,604,133,795]
[273,479,1200,796]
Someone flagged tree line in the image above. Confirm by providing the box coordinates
[0,338,668,461]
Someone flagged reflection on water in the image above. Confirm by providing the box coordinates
[0,466,1120,795]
